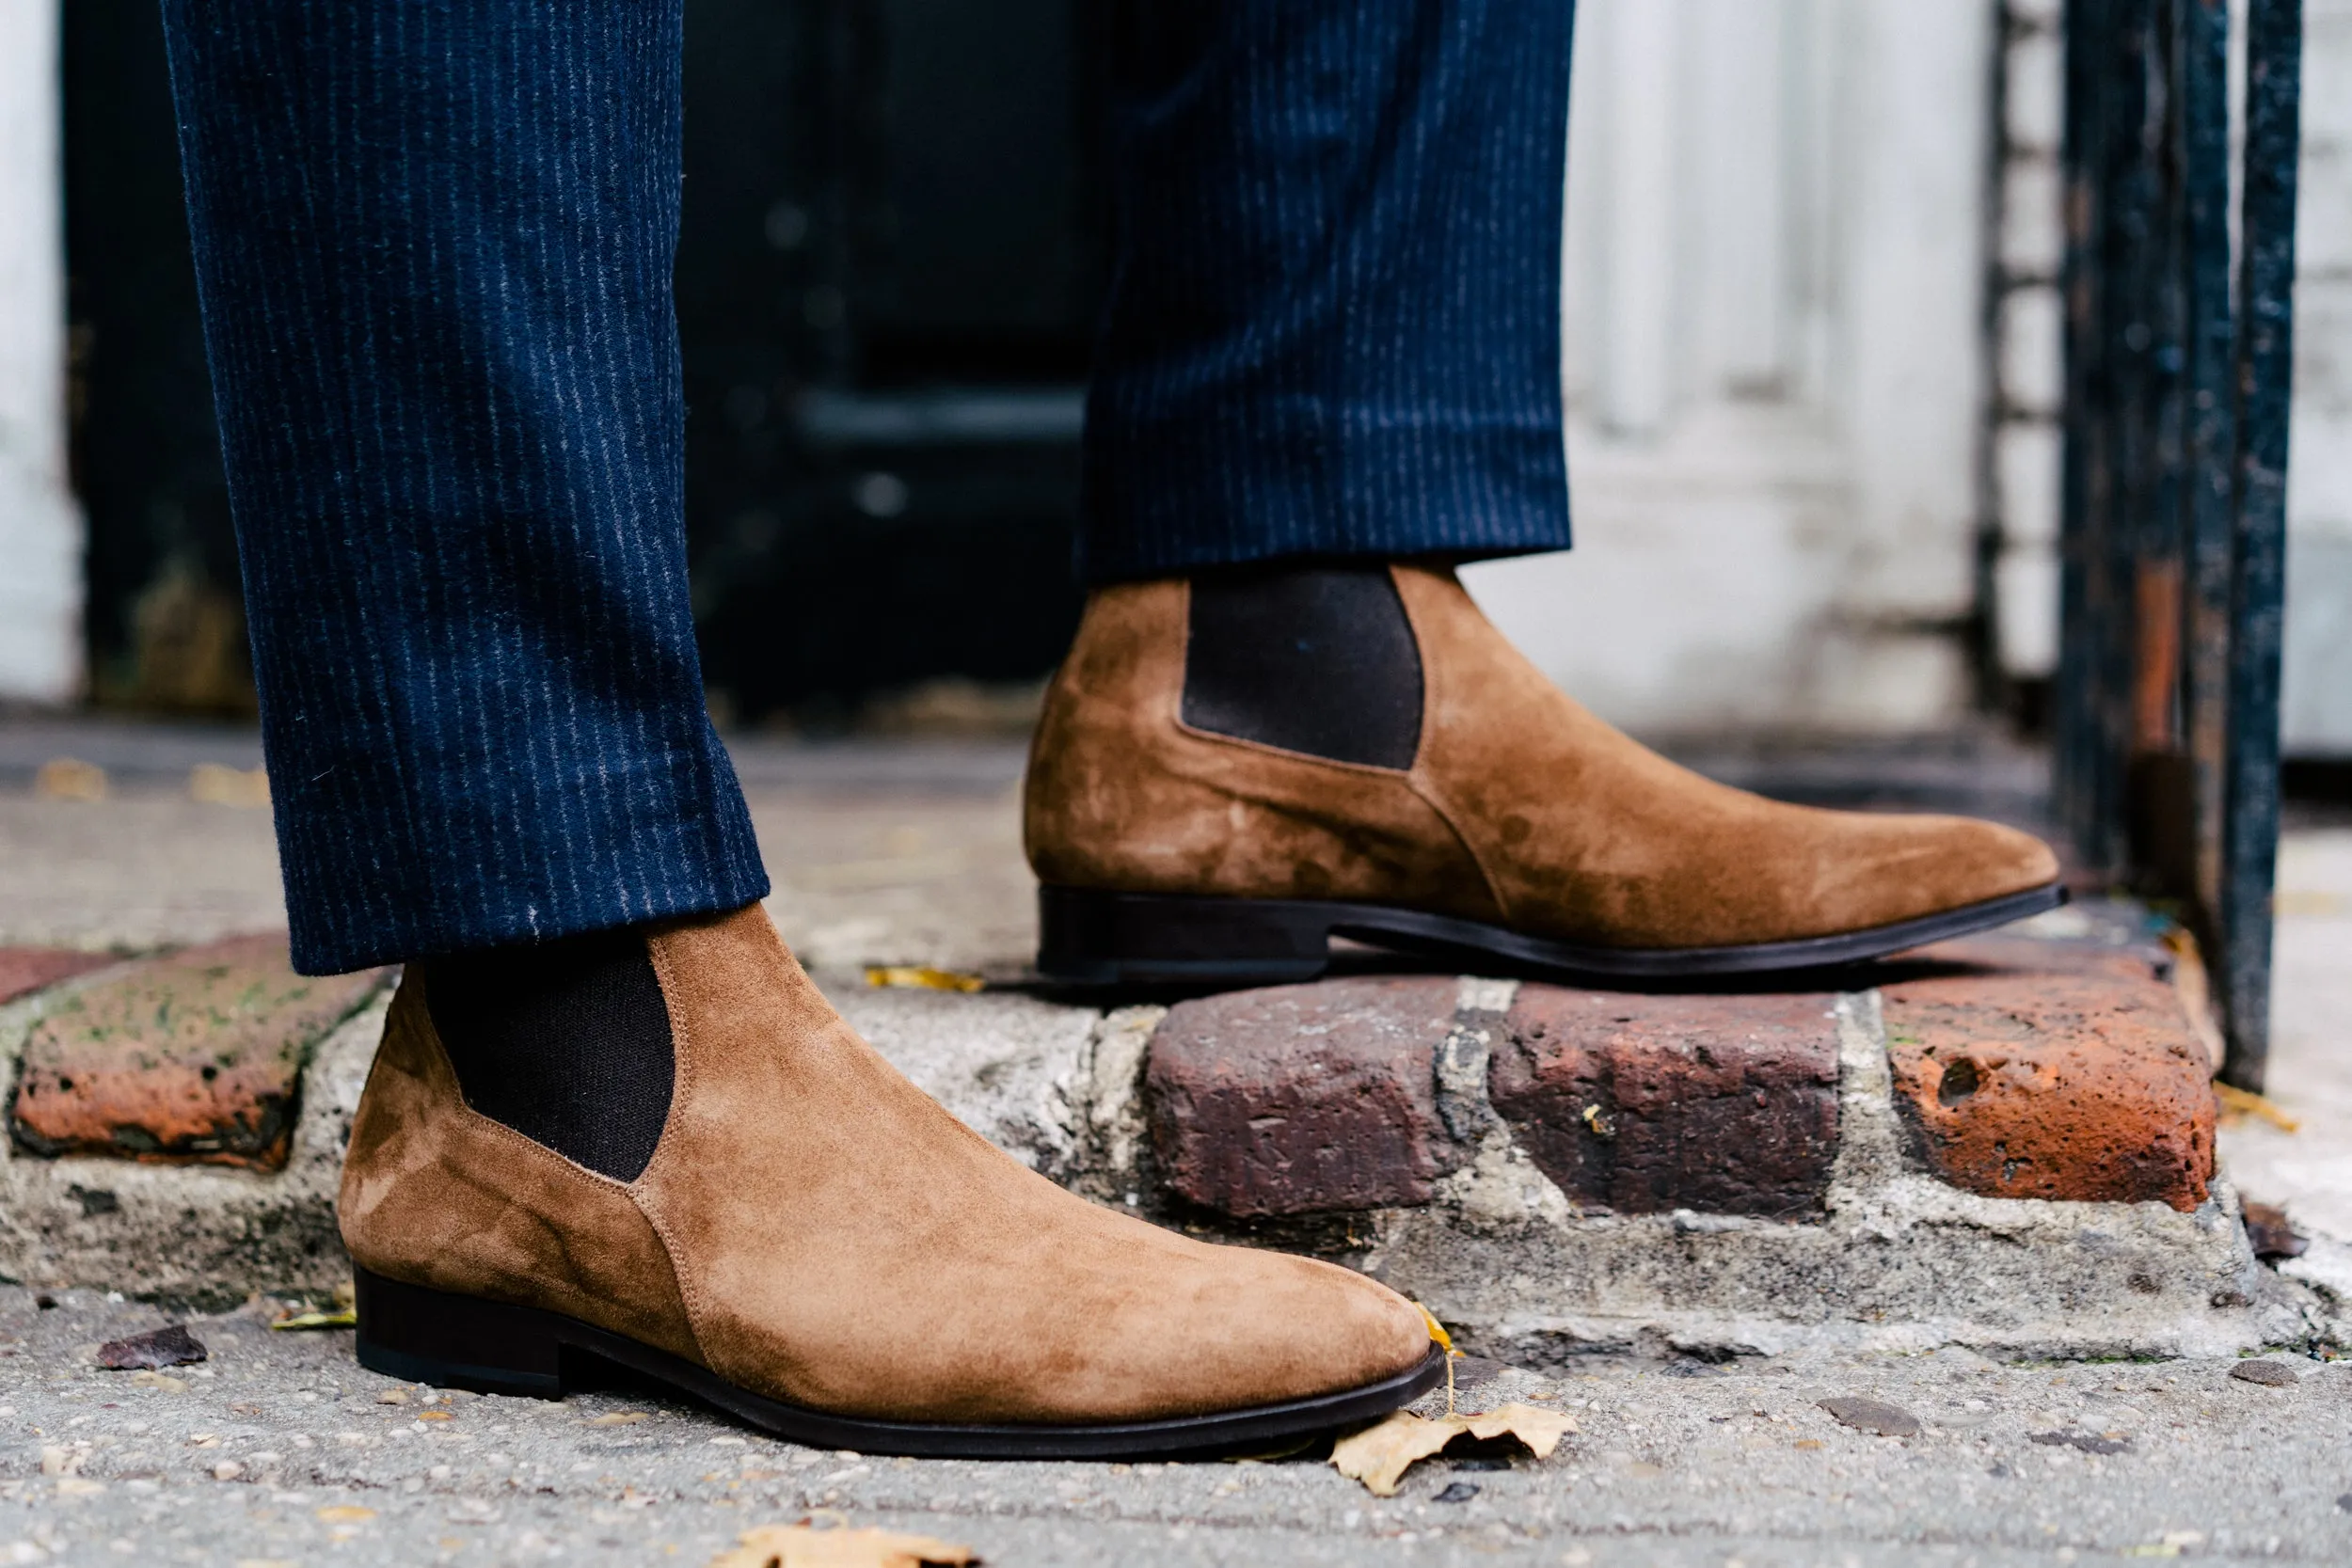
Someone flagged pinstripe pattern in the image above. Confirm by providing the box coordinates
[161,0,767,975]
[1081,0,1579,583]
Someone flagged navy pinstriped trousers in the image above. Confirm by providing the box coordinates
[161,0,1577,974]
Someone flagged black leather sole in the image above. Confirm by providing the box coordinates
[1036,880,2070,988]
[353,1267,1448,1459]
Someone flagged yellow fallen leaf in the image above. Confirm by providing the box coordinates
[1416,1303,1463,1411]
[130,1370,188,1392]
[34,758,106,801]
[710,1525,978,1567]
[271,1307,358,1331]
[190,763,271,808]
[418,1409,453,1421]
[1330,1402,1578,1497]
[316,1505,376,1523]
[2216,1083,2299,1133]
[589,1411,651,1427]
[863,966,984,993]
[1462,1402,1576,1458]
[1330,1413,1465,1497]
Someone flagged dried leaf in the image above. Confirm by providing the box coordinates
[1331,1413,1470,1497]
[1330,1402,1579,1497]
[34,758,106,801]
[588,1411,650,1427]
[316,1506,376,1523]
[710,1525,978,1568]
[1463,1402,1577,1458]
[863,966,985,993]
[130,1370,188,1393]
[2216,1083,2299,1133]
[270,1308,358,1332]
[190,763,271,808]
[2242,1200,2310,1259]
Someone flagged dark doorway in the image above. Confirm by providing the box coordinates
[62,0,1102,723]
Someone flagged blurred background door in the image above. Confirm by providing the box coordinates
[34,0,2352,761]
[58,0,1104,728]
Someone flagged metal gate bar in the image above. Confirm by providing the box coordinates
[2057,0,2301,1091]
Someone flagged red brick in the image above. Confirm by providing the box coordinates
[0,949,119,1008]
[1883,940,2214,1212]
[1146,977,1458,1217]
[10,935,386,1171]
[1490,988,1842,1218]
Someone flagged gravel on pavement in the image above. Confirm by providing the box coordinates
[0,1288,2345,1567]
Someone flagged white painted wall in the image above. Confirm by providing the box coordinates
[2282,0,2352,755]
[0,0,81,705]
[1468,0,1993,736]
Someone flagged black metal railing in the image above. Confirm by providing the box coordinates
[2057,0,2301,1091]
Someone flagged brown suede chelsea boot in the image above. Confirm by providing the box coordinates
[341,904,1440,1457]
[1025,563,2064,985]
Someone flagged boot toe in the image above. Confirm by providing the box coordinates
[1224,1254,1435,1403]
[1900,815,2062,913]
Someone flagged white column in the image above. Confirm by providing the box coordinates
[0,0,82,705]
[1833,0,1994,625]
[1593,0,1684,437]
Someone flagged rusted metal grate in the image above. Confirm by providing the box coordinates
[2056,0,2300,1091]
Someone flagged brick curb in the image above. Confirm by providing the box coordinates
[1149,927,2217,1223]
[0,940,389,1302]
[10,936,387,1169]
[0,908,2324,1361]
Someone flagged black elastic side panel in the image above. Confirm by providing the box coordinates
[1181,565,1423,768]
[423,927,675,1183]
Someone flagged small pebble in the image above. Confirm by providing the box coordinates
[2229,1359,2299,1387]
[95,1324,206,1371]
[1817,1397,1921,1438]
[2029,1431,2132,1455]
[211,1461,243,1481]
[1433,1481,1481,1504]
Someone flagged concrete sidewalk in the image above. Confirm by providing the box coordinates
[2,1285,2349,1567]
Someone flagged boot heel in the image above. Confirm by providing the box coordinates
[353,1266,570,1399]
[1036,885,1338,987]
